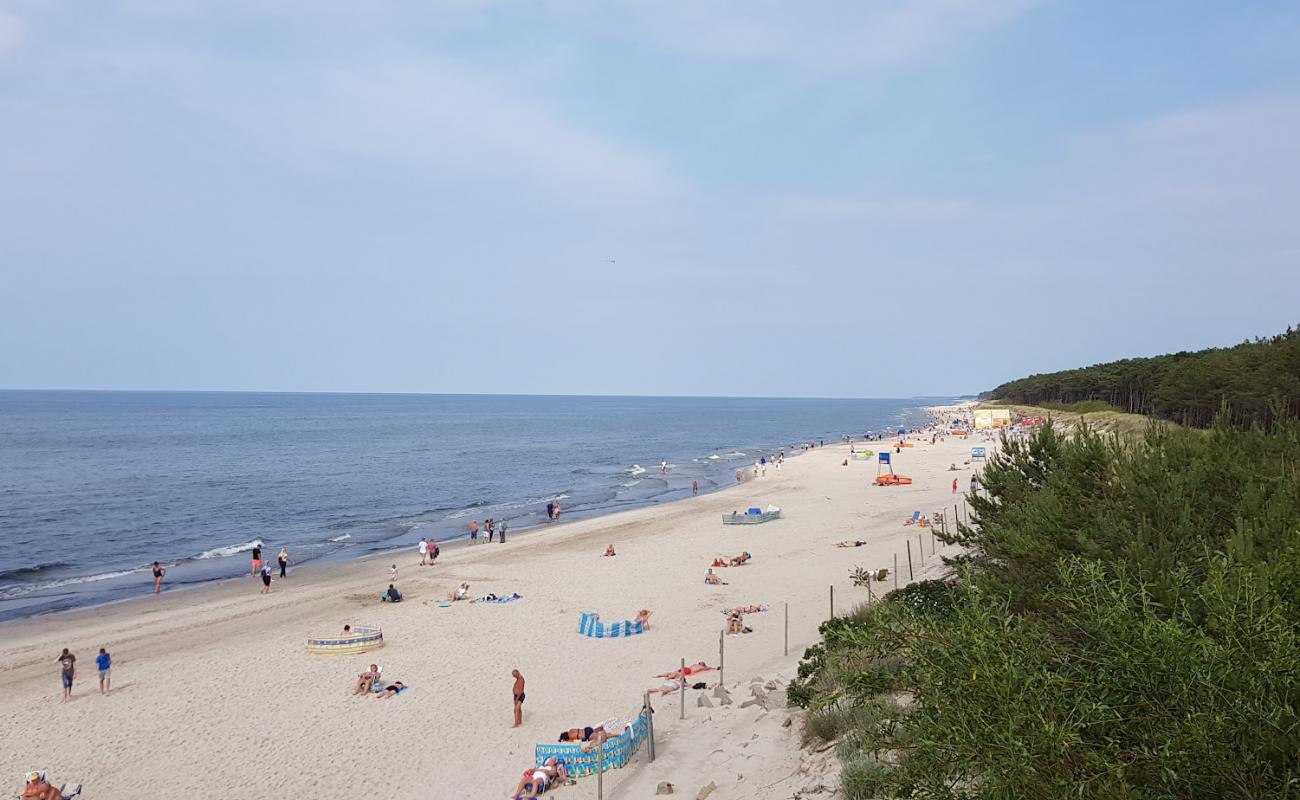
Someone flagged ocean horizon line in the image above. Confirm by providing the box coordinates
[0,387,973,402]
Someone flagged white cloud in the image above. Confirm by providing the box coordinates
[0,11,25,54]
[623,0,1042,71]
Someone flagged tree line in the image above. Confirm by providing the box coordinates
[983,326,1300,427]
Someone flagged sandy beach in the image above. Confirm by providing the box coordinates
[0,405,985,799]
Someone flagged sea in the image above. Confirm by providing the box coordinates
[0,391,940,621]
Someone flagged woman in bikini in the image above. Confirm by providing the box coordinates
[654,661,713,681]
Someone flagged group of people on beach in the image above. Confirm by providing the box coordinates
[468,517,507,543]
[51,646,111,702]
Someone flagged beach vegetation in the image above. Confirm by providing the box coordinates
[795,417,1300,799]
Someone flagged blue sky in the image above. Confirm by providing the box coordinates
[2,1,1298,397]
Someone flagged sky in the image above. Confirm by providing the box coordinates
[1,1,1299,398]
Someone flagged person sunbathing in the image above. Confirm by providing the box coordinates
[835,540,868,548]
[728,552,751,566]
[375,681,406,699]
[512,757,569,798]
[704,569,727,585]
[634,609,653,628]
[581,718,633,751]
[603,544,616,557]
[655,661,713,680]
[648,678,683,696]
[446,582,470,601]
[558,726,596,743]
[22,772,75,800]
[353,664,380,695]
[723,604,767,615]
[711,558,729,568]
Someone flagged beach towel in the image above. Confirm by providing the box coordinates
[577,612,645,638]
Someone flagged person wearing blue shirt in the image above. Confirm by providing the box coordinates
[95,648,111,696]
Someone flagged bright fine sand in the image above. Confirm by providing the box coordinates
[0,406,986,799]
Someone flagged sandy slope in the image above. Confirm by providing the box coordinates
[0,408,986,799]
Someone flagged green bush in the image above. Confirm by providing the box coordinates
[798,418,1300,800]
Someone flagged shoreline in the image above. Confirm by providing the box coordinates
[2,402,941,624]
[0,402,983,799]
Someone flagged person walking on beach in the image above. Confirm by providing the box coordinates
[152,561,165,594]
[952,477,958,494]
[278,547,290,578]
[486,518,495,543]
[418,537,428,566]
[692,480,699,496]
[259,562,273,594]
[546,502,555,522]
[498,520,507,543]
[970,475,978,495]
[95,647,111,696]
[56,648,75,701]
[511,669,526,728]
[251,543,262,576]
[389,563,398,581]
[469,520,479,544]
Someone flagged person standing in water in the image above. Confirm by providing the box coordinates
[498,519,507,543]
[152,561,165,594]
[259,562,273,594]
[278,547,290,578]
[692,480,699,496]
[251,543,262,576]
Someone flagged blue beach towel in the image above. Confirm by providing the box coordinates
[577,612,645,638]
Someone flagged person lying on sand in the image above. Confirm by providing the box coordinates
[603,544,616,557]
[581,718,634,751]
[728,552,751,566]
[353,664,380,695]
[835,540,868,548]
[375,681,406,699]
[446,582,470,601]
[634,609,652,627]
[655,661,713,680]
[558,726,596,743]
[470,592,522,603]
[512,757,570,799]
[704,568,727,585]
[723,604,767,615]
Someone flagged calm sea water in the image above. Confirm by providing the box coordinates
[0,391,937,620]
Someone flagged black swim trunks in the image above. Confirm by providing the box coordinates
[261,574,271,585]
[515,693,526,703]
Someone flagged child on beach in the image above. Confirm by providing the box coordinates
[259,563,272,593]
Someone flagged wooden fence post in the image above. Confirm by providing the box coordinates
[907,540,914,581]
[679,658,686,719]
[784,602,789,656]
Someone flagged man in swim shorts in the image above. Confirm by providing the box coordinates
[512,669,525,727]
